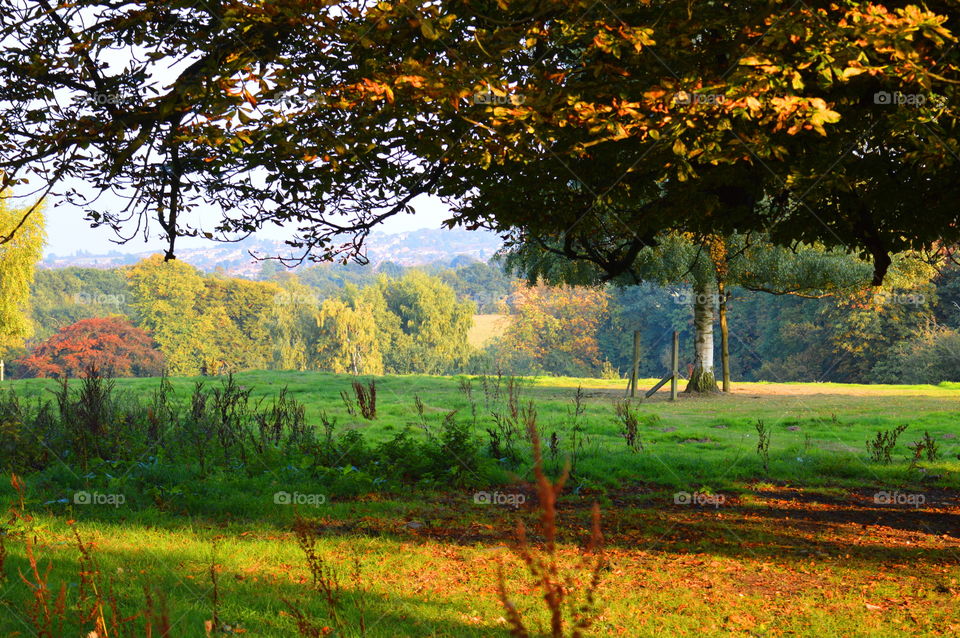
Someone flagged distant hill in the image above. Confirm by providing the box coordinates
[41,228,503,278]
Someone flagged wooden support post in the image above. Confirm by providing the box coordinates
[670,331,679,401]
[630,330,640,398]
[644,373,671,398]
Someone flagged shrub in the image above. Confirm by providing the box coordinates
[428,411,480,484]
[866,424,909,464]
[0,373,499,497]
[376,427,430,479]
[16,316,164,378]
[614,400,643,453]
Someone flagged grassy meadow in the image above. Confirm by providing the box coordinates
[1,372,959,636]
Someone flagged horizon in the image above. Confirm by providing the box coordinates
[39,217,504,277]
[42,191,478,258]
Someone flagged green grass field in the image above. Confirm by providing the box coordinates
[2,372,959,636]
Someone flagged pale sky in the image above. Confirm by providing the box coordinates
[42,191,459,257]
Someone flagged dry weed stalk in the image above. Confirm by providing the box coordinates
[293,517,341,621]
[8,474,169,637]
[143,586,171,638]
[496,417,606,637]
[283,515,368,636]
[20,536,67,637]
[352,380,377,420]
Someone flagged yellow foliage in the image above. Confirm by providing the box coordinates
[0,194,46,354]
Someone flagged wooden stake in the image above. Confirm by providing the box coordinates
[670,331,678,401]
[630,330,640,398]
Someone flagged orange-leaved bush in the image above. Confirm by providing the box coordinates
[17,316,164,378]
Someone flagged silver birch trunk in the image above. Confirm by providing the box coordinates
[685,280,719,393]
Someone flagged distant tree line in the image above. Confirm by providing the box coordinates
[10,251,960,385]
[490,258,960,385]
[13,257,505,378]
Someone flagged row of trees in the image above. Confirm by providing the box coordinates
[494,277,957,386]
[0,189,951,384]
[13,256,477,378]
[7,249,956,384]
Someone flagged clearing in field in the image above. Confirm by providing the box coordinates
[467,313,511,349]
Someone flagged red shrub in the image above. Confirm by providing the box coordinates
[18,317,164,378]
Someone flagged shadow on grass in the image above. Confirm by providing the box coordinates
[0,541,511,638]
[9,484,959,571]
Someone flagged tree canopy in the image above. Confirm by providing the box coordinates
[1,1,957,280]
[420,0,960,285]
[0,194,44,355]
[0,0,448,262]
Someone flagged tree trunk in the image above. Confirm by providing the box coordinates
[685,281,719,393]
[718,281,730,392]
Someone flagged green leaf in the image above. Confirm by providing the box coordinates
[420,20,440,40]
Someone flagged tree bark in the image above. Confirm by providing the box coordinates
[685,281,719,393]
[718,280,730,392]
